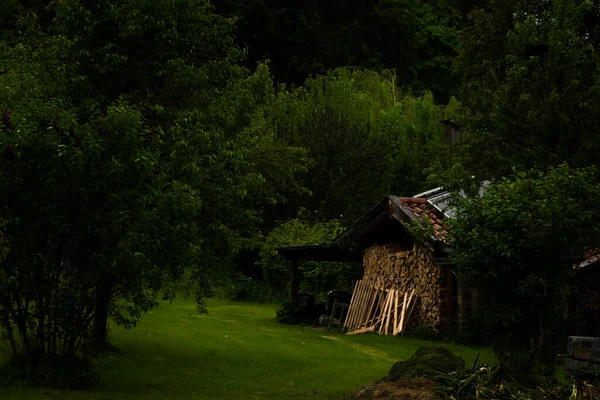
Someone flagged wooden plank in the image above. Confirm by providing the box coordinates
[351,281,368,329]
[401,290,417,335]
[396,292,408,335]
[346,280,363,329]
[377,286,386,314]
[361,284,376,327]
[354,281,369,329]
[384,289,395,335]
[343,281,360,329]
[343,281,358,328]
[349,280,366,329]
[393,290,399,336]
[378,289,392,334]
[346,326,376,336]
[362,288,377,327]
[362,288,384,328]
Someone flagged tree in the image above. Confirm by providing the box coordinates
[0,0,305,364]
[269,68,448,224]
[212,0,461,101]
[380,92,451,196]
[448,164,600,382]
[453,0,600,181]
[270,68,395,223]
[260,217,356,299]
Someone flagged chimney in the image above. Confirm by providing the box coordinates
[440,120,461,143]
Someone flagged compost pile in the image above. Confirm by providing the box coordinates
[350,346,465,400]
[385,346,465,381]
[351,377,443,400]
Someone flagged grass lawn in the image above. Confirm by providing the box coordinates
[0,297,493,399]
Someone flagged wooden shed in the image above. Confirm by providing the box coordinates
[278,191,464,333]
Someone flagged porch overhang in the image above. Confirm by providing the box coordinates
[276,244,362,263]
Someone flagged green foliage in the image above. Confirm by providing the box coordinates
[0,352,95,389]
[0,0,308,373]
[379,92,448,197]
[275,299,326,325]
[212,0,461,101]
[271,69,395,222]
[434,363,599,400]
[261,217,355,300]
[271,68,448,223]
[448,164,600,380]
[226,276,278,303]
[452,0,600,181]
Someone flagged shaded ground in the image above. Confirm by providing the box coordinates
[0,298,492,399]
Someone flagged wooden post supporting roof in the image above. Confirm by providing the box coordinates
[290,260,299,300]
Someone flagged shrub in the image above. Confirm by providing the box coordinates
[228,276,281,303]
[261,217,358,299]
[0,352,96,390]
[276,299,326,325]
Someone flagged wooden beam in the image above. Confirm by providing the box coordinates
[347,326,375,336]
[397,292,408,335]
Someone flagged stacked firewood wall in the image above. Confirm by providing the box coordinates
[362,243,442,329]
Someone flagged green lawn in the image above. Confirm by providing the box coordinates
[0,297,493,399]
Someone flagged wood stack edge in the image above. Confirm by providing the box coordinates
[343,279,417,336]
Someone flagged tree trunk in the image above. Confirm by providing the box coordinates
[93,284,111,346]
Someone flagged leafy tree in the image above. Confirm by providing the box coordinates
[0,0,305,364]
[213,0,461,101]
[366,0,460,100]
[448,164,600,382]
[379,92,449,196]
[270,69,395,223]
[260,217,356,299]
[269,68,448,223]
[453,0,600,182]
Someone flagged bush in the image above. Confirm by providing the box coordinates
[405,325,441,342]
[228,276,281,303]
[276,299,327,325]
[0,351,96,389]
[434,363,595,400]
[260,218,358,300]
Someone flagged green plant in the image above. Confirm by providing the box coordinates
[260,217,357,299]
[406,325,441,342]
[449,164,600,380]
[228,276,281,303]
[0,352,96,390]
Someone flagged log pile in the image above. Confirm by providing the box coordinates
[361,243,443,329]
[344,279,416,336]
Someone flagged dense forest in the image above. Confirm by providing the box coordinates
[1,0,600,392]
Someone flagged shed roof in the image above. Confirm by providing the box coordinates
[398,197,447,238]
[278,191,449,262]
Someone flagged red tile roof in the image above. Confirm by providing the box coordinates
[399,197,447,238]
[577,248,600,269]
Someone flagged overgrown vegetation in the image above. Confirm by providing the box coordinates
[0,0,305,378]
[448,165,600,384]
